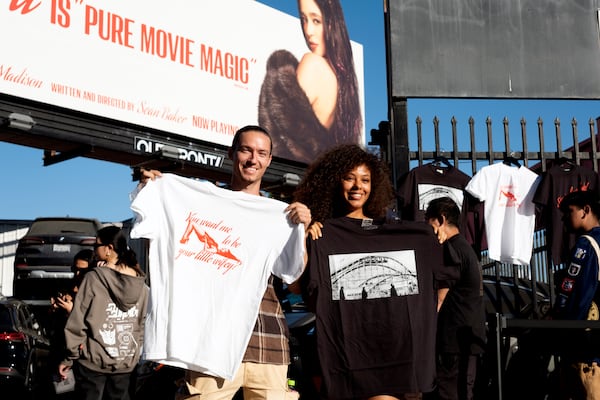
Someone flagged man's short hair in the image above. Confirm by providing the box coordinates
[559,190,600,217]
[424,197,461,227]
[231,125,272,154]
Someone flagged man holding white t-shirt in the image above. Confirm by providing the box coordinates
[131,125,311,399]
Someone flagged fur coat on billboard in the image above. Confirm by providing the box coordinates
[258,49,333,164]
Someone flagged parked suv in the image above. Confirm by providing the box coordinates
[0,296,49,394]
[13,217,102,302]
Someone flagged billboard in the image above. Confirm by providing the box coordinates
[389,0,600,99]
[0,0,364,164]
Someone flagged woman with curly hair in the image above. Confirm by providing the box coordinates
[293,144,450,400]
[258,0,362,163]
[294,143,393,223]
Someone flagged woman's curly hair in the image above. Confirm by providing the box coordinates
[293,144,395,222]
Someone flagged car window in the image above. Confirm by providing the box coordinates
[27,220,98,235]
[0,307,13,330]
[20,305,31,324]
[17,306,29,328]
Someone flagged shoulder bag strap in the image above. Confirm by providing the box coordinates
[582,234,600,282]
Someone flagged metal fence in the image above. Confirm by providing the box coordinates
[410,115,600,174]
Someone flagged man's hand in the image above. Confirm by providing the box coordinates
[285,202,312,230]
[138,168,162,188]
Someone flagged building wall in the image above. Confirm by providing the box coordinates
[0,220,31,296]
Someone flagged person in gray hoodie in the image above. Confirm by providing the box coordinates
[58,225,149,400]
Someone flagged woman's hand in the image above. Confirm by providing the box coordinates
[55,294,74,314]
[307,222,323,240]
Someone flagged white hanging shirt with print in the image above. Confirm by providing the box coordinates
[465,163,540,265]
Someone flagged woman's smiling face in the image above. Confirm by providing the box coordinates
[341,164,371,218]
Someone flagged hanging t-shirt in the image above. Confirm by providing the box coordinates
[397,163,470,220]
[304,217,452,398]
[396,163,485,250]
[533,164,600,265]
[465,163,540,265]
[129,174,305,380]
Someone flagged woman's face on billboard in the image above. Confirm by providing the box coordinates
[299,0,326,57]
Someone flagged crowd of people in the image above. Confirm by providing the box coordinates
[40,122,600,400]
[43,124,489,400]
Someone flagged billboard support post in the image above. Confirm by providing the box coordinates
[391,98,410,187]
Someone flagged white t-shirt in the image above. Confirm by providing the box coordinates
[465,163,540,265]
[130,174,305,380]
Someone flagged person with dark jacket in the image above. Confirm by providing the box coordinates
[58,226,149,400]
[425,197,486,400]
[554,190,600,400]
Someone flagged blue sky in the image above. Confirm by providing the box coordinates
[2,1,600,222]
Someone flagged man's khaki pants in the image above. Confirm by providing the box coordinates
[175,362,298,400]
